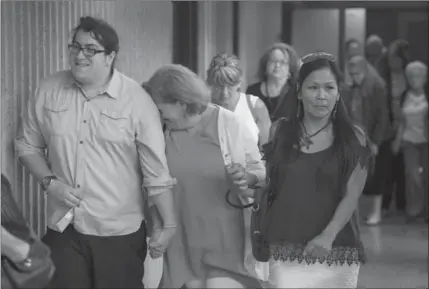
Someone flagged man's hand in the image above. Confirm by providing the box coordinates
[47,179,81,208]
[148,227,177,259]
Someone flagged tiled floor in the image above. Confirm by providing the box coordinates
[358,203,428,288]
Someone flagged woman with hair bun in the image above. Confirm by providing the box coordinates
[207,52,271,147]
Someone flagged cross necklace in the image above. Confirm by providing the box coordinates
[300,120,332,149]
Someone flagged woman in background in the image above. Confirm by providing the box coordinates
[246,42,300,121]
[145,65,265,289]
[207,52,271,147]
[262,53,370,288]
[392,61,428,222]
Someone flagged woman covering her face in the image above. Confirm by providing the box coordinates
[261,53,371,288]
[144,65,266,289]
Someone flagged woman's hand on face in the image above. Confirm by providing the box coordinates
[226,162,248,190]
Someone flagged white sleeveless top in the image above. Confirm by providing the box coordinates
[233,93,260,145]
[402,92,428,144]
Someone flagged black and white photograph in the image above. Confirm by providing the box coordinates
[1,1,428,288]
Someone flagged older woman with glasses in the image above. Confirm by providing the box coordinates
[260,53,371,288]
[144,65,265,289]
[207,53,271,147]
[246,42,300,121]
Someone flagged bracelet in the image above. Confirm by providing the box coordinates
[163,224,177,229]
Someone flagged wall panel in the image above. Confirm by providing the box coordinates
[291,9,340,59]
[1,0,173,236]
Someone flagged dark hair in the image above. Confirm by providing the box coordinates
[272,53,364,188]
[388,39,410,70]
[72,16,119,56]
[345,38,360,49]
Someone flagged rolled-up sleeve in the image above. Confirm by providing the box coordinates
[134,90,176,197]
[15,87,47,159]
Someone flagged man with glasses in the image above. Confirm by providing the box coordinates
[15,16,176,288]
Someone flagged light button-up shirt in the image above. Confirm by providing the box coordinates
[15,70,175,236]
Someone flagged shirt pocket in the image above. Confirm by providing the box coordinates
[43,103,72,136]
[97,109,130,143]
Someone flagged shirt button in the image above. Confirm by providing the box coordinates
[80,141,83,144]
[77,185,81,188]
[83,120,87,123]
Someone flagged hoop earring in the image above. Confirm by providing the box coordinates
[331,101,339,120]
[297,99,303,119]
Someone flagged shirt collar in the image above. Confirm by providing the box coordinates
[63,69,121,99]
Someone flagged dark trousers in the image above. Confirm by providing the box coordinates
[402,141,428,217]
[42,222,147,289]
[364,140,406,210]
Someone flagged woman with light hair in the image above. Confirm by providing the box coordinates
[392,60,428,223]
[246,42,300,121]
[144,64,265,288]
[207,52,271,146]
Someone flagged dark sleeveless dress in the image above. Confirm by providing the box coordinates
[263,119,371,266]
[246,82,296,122]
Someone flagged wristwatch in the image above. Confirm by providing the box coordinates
[40,176,57,191]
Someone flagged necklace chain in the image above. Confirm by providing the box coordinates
[300,121,331,149]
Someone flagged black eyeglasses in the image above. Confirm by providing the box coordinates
[301,52,336,64]
[68,43,107,57]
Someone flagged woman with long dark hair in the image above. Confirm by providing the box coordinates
[262,52,371,288]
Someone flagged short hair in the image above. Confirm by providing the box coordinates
[72,16,119,55]
[366,34,383,46]
[346,38,360,49]
[256,42,300,83]
[206,53,242,87]
[348,55,368,70]
[145,64,210,115]
[405,60,428,76]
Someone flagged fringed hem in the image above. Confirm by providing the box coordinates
[270,243,364,266]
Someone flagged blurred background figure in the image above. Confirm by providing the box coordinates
[377,39,411,219]
[365,35,387,75]
[392,60,428,223]
[246,42,300,121]
[346,38,363,60]
[345,55,389,226]
[344,39,364,86]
